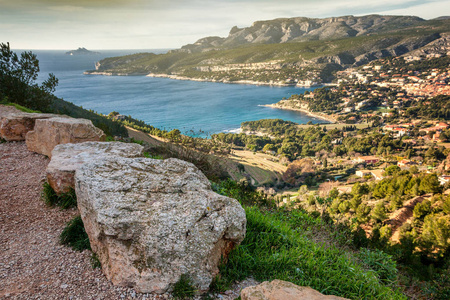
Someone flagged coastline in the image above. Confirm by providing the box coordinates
[84,71,322,88]
[146,73,303,87]
[262,103,338,123]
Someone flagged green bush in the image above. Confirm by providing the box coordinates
[60,215,91,251]
[358,248,398,283]
[172,274,196,299]
[41,182,77,209]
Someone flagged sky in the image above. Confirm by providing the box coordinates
[1,0,450,50]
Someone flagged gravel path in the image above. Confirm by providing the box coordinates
[0,142,172,299]
[0,141,256,299]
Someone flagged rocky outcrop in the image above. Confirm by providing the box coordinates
[47,142,144,195]
[241,280,349,300]
[0,104,22,118]
[180,15,425,52]
[26,117,106,157]
[0,112,61,141]
[75,156,246,294]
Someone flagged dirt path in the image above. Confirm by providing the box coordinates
[388,195,430,243]
[126,127,165,147]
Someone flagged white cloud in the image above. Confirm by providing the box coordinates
[2,0,450,49]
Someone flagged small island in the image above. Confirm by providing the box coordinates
[66,47,100,56]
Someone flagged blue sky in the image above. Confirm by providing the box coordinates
[1,0,449,50]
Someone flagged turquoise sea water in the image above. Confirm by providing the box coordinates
[33,49,322,136]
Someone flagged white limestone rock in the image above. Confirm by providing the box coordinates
[75,156,246,294]
[0,112,60,141]
[241,280,350,300]
[47,142,144,194]
[25,117,106,157]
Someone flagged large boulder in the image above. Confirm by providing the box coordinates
[26,117,106,157]
[0,104,22,117]
[75,157,246,294]
[241,280,349,300]
[47,142,144,194]
[0,112,60,141]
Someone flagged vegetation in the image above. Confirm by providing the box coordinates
[41,182,77,209]
[212,181,406,299]
[0,42,128,137]
[59,215,91,252]
[90,253,101,269]
[286,87,343,112]
[0,42,57,111]
[172,274,197,299]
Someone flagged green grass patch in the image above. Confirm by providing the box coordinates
[0,100,41,113]
[60,215,91,251]
[216,207,406,299]
[172,274,196,299]
[41,182,77,209]
[358,248,398,284]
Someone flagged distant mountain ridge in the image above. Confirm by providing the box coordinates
[86,14,450,84]
[179,15,425,53]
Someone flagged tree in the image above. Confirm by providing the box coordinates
[0,42,58,110]
[371,202,387,223]
[356,202,371,223]
[384,165,400,176]
[419,173,441,194]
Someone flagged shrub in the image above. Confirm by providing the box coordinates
[60,215,91,251]
[41,182,77,209]
[172,274,196,299]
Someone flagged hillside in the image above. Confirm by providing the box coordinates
[86,15,450,84]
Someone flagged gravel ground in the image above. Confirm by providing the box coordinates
[0,141,257,299]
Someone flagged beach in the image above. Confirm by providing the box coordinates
[262,103,338,123]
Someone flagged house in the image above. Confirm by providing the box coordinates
[370,169,385,180]
[356,156,380,164]
[433,132,443,142]
[392,128,409,137]
[343,106,355,113]
[356,169,385,180]
[398,159,417,168]
[438,175,450,185]
[356,170,372,177]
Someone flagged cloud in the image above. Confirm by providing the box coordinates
[2,0,450,49]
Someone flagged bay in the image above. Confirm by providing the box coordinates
[33,49,322,136]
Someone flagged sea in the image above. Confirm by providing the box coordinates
[32,49,323,136]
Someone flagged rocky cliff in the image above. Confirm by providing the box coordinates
[179,15,425,53]
[88,15,450,83]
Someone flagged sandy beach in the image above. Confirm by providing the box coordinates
[262,103,338,123]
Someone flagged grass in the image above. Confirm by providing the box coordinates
[90,253,102,269]
[216,207,406,299]
[41,182,77,209]
[0,100,41,113]
[172,274,196,299]
[59,215,91,251]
